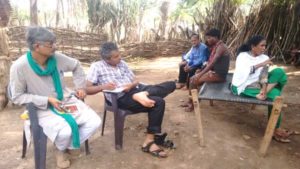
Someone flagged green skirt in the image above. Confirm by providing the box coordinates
[231,68,287,128]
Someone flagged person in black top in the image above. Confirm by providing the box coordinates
[183,28,231,112]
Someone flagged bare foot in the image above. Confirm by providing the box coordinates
[181,86,188,90]
[256,93,266,100]
[176,83,185,89]
[132,92,155,107]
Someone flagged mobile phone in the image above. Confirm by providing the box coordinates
[59,104,69,113]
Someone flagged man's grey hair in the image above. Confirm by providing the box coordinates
[26,26,56,50]
[100,42,118,60]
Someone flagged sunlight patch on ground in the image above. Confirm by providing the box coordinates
[286,70,300,75]
[128,56,180,71]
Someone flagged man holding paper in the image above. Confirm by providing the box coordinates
[86,42,176,158]
[9,27,101,168]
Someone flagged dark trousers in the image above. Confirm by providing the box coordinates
[178,64,199,87]
[117,81,176,134]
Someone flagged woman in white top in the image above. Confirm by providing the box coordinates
[231,35,291,142]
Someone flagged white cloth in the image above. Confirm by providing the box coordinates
[23,96,101,150]
[232,52,269,94]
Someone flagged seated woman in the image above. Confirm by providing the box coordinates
[231,35,295,143]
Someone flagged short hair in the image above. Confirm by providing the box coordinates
[205,28,221,39]
[26,26,56,50]
[100,42,118,60]
[191,33,199,40]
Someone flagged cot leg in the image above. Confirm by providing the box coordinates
[191,89,204,147]
[251,104,256,110]
[259,96,283,156]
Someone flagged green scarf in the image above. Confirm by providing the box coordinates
[27,51,80,148]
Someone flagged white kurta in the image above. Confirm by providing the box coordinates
[9,52,101,150]
[232,52,269,94]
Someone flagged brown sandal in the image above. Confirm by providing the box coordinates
[141,141,167,158]
[184,103,194,112]
[180,103,189,107]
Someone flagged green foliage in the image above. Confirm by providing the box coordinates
[272,0,297,6]
[87,0,117,27]
[11,6,30,25]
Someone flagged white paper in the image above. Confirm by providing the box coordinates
[103,87,125,93]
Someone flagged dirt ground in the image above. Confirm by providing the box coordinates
[0,56,299,169]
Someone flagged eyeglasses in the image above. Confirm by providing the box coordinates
[41,43,56,48]
[36,41,56,49]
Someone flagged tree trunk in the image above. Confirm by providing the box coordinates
[0,28,11,111]
[55,0,60,27]
[30,0,38,25]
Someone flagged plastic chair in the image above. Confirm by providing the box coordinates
[100,92,132,150]
[20,103,91,169]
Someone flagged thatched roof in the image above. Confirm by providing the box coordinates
[0,0,12,27]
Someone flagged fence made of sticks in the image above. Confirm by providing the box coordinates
[8,26,108,62]
[119,40,190,58]
[8,26,190,62]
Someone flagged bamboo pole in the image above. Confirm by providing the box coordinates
[191,89,204,147]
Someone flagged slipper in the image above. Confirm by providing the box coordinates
[283,129,300,136]
[179,103,189,107]
[273,135,291,143]
[141,141,167,158]
[184,105,194,112]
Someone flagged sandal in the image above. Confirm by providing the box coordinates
[273,135,291,143]
[154,133,176,149]
[141,141,167,158]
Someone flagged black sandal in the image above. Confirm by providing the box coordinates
[154,133,176,149]
[141,141,167,158]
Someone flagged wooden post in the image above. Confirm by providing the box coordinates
[209,100,214,106]
[191,89,204,146]
[259,96,283,156]
[251,104,256,110]
[0,28,11,111]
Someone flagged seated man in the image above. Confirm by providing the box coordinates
[86,42,176,158]
[9,27,101,169]
[287,43,300,66]
[176,33,209,89]
[185,28,230,111]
